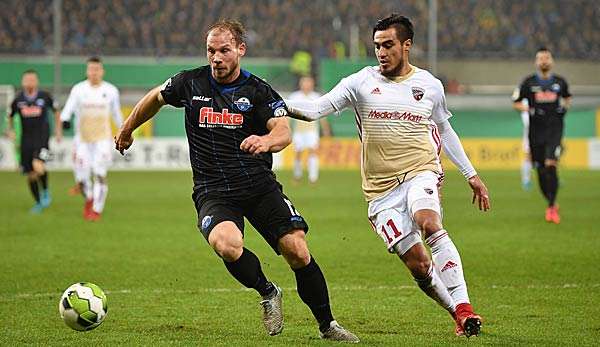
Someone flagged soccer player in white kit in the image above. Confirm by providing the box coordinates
[286,15,490,338]
[60,57,123,221]
[288,76,331,183]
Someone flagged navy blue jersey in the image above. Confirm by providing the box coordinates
[160,66,288,198]
[9,90,56,147]
[513,74,571,142]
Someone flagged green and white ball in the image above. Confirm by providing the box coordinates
[59,282,108,331]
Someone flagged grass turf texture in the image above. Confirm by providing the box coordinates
[1,170,599,346]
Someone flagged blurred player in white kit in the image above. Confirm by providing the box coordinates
[60,57,123,221]
[288,76,330,184]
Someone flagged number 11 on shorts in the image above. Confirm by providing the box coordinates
[380,219,402,244]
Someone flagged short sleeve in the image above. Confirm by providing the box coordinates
[160,71,187,108]
[324,75,355,112]
[431,81,452,123]
[560,78,571,98]
[253,83,288,127]
[512,79,528,103]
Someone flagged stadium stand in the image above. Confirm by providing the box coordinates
[0,0,598,60]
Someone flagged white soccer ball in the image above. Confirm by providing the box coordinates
[58,282,108,331]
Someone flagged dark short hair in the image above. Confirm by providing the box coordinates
[537,47,551,54]
[87,56,102,64]
[22,69,38,76]
[206,19,247,45]
[373,14,414,43]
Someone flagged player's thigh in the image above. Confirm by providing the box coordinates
[20,145,35,174]
[90,140,112,177]
[407,171,443,232]
[245,189,309,255]
[529,143,545,168]
[544,137,562,164]
[293,133,309,152]
[305,132,319,151]
[31,146,50,175]
[368,186,421,256]
[194,195,245,243]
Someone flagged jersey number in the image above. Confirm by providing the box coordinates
[381,219,402,244]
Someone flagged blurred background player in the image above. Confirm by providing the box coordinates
[513,47,571,224]
[512,94,533,190]
[6,69,59,213]
[288,76,331,184]
[59,56,123,221]
[286,14,490,338]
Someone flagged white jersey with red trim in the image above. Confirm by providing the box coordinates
[324,65,450,201]
[61,80,123,143]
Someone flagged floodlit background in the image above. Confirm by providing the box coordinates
[1,1,599,345]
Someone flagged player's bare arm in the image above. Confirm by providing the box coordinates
[513,101,528,112]
[5,115,15,140]
[240,117,291,154]
[54,107,63,142]
[115,85,165,154]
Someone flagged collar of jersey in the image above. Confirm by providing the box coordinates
[535,73,555,85]
[209,68,251,94]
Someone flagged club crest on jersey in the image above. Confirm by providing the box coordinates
[199,107,243,128]
[234,97,253,112]
[412,87,425,101]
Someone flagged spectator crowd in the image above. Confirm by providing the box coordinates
[1,0,598,60]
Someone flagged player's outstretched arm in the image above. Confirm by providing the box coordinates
[115,86,165,154]
[285,96,337,122]
[240,117,291,154]
[436,119,490,211]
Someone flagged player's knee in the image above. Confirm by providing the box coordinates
[96,175,107,184]
[415,213,443,237]
[32,160,45,175]
[208,226,243,262]
[27,172,38,182]
[408,259,432,280]
[279,230,310,269]
[544,160,557,168]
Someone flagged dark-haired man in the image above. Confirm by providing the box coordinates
[513,48,571,224]
[7,69,59,213]
[286,14,489,338]
[60,57,123,221]
[115,20,358,342]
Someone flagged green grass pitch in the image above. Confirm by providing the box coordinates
[1,169,599,346]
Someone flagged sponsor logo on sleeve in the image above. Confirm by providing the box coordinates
[269,100,286,110]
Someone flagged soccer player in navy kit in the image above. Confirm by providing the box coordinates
[513,48,572,224]
[7,69,59,213]
[115,20,358,342]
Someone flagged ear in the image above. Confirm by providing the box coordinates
[238,42,246,57]
[403,39,412,52]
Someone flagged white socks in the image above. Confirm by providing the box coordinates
[92,181,108,213]
[294,154,319,183]
[427,230,470,306]
[308,154,319,183]
[412,263,455,313]
[521,159,532,186]
[293,158,302,180]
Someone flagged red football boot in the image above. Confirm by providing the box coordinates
[454,303,482,337]
[86,210,101,222]
[83,199,93,219]
[550,205,561,224]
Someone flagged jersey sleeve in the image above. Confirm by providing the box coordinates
[110,86,124,128]
[253,83,288,127]
[324,74,356,112]
[60,86,78,121]
[160,71,187,108]
[513,79,528,103]
[560,78,572,98]
[45,92,58,111]
[431,80,452,123]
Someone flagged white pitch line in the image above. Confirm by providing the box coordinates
[1,283,598,302]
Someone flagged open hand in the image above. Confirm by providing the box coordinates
[468,175,491,211]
